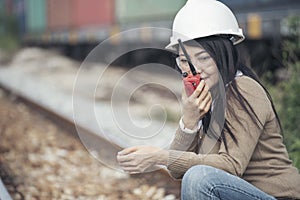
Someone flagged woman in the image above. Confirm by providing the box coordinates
[117,0,300,199]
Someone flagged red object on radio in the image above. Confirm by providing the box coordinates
[183,74,201,96]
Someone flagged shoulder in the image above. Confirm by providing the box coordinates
[226,75,273,122]
[228,75,269,101]
[235,76,265,95]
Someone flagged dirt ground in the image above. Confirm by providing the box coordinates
[0,88,181,200]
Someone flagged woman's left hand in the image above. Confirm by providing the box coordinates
[117,146,169,174]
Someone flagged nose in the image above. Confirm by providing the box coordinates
[197,67,202,74]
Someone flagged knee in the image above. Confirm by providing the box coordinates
[182,165,216,186]
[181,165,218,199]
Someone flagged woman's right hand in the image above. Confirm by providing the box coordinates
[182,80,212,129]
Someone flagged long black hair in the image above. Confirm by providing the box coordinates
[177,36,282,151]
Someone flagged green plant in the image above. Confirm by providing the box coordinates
[278,16,300,170]
[0,11,19,51]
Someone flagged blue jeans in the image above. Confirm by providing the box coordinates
[181,165,276,200]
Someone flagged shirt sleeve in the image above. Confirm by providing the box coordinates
[167,126,200,178]
[167,76,273,179]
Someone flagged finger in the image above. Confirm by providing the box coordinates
[195,85,210,103]
[118,146,138,155]
[191,80,205,98]
[121,167,137,174]
[198,89,212,106]
[121,166,141,173]
[199,94,212,113]
[196,83,210,102]
[197,89,209,104]
[118,162,137,168]
[122,166,148,174]
[117,155,132,163]
[127,170,141,174]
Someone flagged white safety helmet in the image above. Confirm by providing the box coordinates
[166,0,245,49]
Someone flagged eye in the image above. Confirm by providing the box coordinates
[180,58,188,63]
[198,55,211,62]
[175,57,188,67]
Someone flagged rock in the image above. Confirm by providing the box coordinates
[153,188,166,200]
[164,194,177,200]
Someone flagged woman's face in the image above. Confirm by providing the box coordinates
[177,44,219,89]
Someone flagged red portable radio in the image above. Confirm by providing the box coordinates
[178,39,201,96]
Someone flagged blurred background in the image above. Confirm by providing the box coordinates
[0,0,300,199]
[0,0,299,72]
[2,0,299,166]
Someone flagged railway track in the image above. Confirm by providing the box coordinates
[0,84,181,199]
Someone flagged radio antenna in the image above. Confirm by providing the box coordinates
[178,39,197,76]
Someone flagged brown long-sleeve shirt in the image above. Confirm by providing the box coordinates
[167,76,300,199]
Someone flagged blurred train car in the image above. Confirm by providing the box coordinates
[3,0,300,71]
[222,0,300,39]
[18,0,186,63]
[220,0,300,77]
